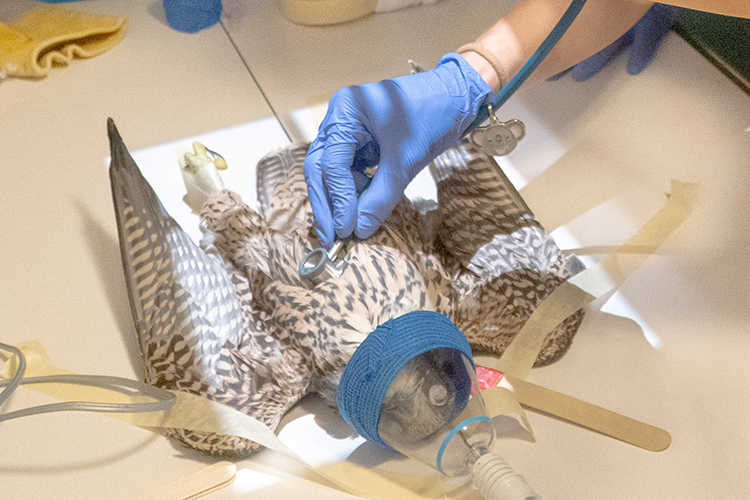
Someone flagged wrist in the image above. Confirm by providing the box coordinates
[460,51,501,93]
[435,52,494,128]
[456,42,510,94]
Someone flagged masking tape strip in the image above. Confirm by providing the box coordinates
[480,180,696,452]
[3,343,477,500]
[0,344,342,494]
[481,385,534,442]
[494,180,698,380]
[560,244,662,256]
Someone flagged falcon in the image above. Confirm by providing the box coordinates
[108,118,583,457]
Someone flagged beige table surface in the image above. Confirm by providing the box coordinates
[2,1,750,499]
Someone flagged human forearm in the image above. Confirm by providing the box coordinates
[462,0,652,91]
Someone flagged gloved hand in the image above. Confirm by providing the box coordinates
[549,3,677,82]
[304,53,492,247]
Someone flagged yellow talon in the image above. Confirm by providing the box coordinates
[184,142,228,172]
[212,155,228,170]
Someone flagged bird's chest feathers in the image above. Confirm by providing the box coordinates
[339,243,434,317]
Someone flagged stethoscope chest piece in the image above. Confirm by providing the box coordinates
[299,240,347,286]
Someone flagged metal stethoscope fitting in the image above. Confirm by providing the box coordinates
[298,239,349,286]
[299,174,373,286]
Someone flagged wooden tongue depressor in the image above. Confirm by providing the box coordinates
[133,461,237,500]
[505,374,672,452]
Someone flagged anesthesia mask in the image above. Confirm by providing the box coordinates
[337,311,541,500]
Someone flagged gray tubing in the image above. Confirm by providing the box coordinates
[0,342,25,407]
[0,342,176,423]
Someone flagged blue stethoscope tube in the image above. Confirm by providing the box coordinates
[466,0,588,133]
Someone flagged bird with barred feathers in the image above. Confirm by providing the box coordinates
[107,118,584,458]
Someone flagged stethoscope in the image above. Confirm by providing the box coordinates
[299,0,588,286]
[298,236,352,285]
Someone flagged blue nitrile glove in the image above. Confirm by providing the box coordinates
[162,0,222,33]
[304,53,492,247]
[549,3,677,82]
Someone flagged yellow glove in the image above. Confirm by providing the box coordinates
[0,5,127,79]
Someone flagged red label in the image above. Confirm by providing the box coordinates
[476,365,504,390]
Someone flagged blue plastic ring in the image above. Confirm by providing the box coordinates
[436,415,492,474]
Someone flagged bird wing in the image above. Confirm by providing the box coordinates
[430,141,585,366]
[108,119,312,456]
[432,141,544,270]
[108,118,245,389]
